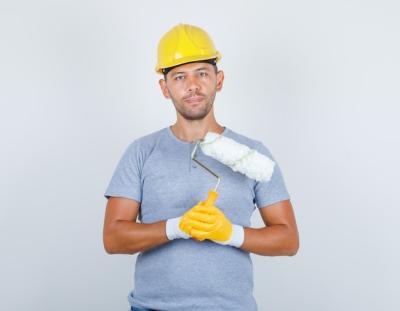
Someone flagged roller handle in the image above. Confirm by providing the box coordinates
[204,189,218,207]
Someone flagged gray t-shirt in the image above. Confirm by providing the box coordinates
[104,126,291,311]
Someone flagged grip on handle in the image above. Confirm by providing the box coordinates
[204,190,218,207]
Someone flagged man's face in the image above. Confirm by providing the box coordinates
[159,62,224,121]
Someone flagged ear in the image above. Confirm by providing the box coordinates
[159,79,171,99]
[216,70,224,91]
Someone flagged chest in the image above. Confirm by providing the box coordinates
[139,146,256,225]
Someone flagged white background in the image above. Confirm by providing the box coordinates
[1,1,399,310]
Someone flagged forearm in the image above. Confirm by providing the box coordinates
[240,224,299,256]
[104,220,169,255]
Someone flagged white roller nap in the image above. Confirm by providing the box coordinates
[199,132,275,182]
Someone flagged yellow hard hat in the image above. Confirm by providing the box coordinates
[155,23,222,74]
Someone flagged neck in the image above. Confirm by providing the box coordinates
[170,121,225,143]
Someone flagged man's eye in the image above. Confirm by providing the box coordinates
[174,75,184,81]
[199,72,208,77]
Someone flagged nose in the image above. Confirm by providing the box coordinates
[186,74,200,93]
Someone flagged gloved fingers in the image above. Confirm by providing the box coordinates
[184,218,218,232]
[179,221,191,235]
[185,201,206,214]
[191,201,206,208]
[179,218,209,240]
[180,216,216,233]
[190,228,210,241]
[186,211,216,224]
[191,204,231,222]
[190,205,219,215]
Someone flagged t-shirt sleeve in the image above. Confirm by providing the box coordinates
[253,141,290,208]
[103,140,142,202]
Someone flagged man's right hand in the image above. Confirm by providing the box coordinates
[165,201,207,241]
[165,201,203,241]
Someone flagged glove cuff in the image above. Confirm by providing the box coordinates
[229,224,245,248]
[166,217,190,240]
[214,224,244,247]
[166,217,180,240]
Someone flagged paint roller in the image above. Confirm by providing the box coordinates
[191,131,275,206]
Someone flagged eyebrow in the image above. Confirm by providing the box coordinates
[170,67,210,77]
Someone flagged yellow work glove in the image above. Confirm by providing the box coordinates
[166,201,210,241]
[178,201,212,240]
[178,190,219,240]
[180,204,245,248]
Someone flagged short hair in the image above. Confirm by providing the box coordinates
[163,59,218,81]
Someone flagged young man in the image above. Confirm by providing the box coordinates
[103,23,299,311]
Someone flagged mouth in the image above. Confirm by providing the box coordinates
[184,96,204,104]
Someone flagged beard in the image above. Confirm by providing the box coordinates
[170,91,216,121]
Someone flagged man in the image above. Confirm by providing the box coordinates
[103,23,299,311]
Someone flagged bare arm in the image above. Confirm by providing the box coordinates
[240,199,299,256]
[103,197,169,255]
[103,197,299,256]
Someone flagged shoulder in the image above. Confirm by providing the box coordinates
[122,128,166,163]
[126,128,165,151]
[225,127,272,157]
